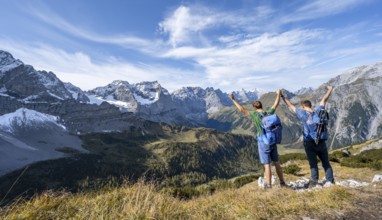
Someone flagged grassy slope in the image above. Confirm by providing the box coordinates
[1,160,381,220]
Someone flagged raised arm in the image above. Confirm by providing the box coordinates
[271,89,281,110]
[229,94,250,116]
[281,92,296,112]
[319,86,333,106]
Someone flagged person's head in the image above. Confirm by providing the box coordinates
[300,100,312,109]
[252,100,263,110]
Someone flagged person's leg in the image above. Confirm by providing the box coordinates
[264,164,272,186]
[316,140,334,183]
[258,139,272,186]
[269,144,285,184]
[304,140,319,181]
[273,162,285,183]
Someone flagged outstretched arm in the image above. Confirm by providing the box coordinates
[271,89,281,110]
[281,92,296,112]
[319,86,333,106]
[229,94,250,116]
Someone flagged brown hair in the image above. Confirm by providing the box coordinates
[252,101,263,109]
[301,100,312,108]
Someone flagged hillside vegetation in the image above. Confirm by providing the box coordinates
[0,126,260,204]
[1,160,381,220]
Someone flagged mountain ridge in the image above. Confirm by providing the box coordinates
[1,49,382,173]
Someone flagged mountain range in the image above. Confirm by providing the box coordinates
[0,49,382,192]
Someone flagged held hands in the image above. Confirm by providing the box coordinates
[277,89,284,98]
[229,93,235,101]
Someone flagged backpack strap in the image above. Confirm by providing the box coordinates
[307,111,315,124]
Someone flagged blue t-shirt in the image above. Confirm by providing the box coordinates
[296,105,325,141]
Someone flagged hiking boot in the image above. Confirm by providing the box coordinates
[265,184,272,189]
[306,179,318,188]
[280,180,287,188]
[322,179,335,187]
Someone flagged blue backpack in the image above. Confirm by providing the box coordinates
[306,109,329,144]
[258,112,283,145]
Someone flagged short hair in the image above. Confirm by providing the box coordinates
[301,100,312,108]
[252,101,262,109]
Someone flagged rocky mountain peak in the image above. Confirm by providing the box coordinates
[0,50,23,75]
[0,108,65,134]
[328,61,382,86]
[231,88,265,103]
[294,87,313,95]
[133,81,169,96]
[172,87,206,99]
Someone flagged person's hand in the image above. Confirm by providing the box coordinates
[327,85,333,90]
[280,89,285,98]
[229,93,235,100]
[276,89,281,96]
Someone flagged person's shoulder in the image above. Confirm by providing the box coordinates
[248,110,256,117]
[295,107,303,113]
[295,107,306,118]
[267,107,275,114]
[315,105,325,111]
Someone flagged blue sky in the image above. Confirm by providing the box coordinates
[1,0,382,92]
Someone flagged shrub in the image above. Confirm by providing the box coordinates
[370,160,382,170]
[340,148,382,170]
[279,153,306,164]
[329,151,350,163]
[207,179,233,190]
[166,187,201,200]
[283,164,302,175]
[233,174,262,188]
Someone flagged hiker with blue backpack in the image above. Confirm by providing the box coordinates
[281,86,335,187]
[229,89,286,189]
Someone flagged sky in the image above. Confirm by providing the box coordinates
[1,0,382,93]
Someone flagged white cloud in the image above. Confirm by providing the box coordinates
[283,0,370,23]
[27,4,160,53]
[158,5,219,47]
[4,1,379,93]
[162,29,322,89]
[158,5,275,47]
[0,39,207,91]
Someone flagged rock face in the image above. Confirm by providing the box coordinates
[231,88,266,103]
[294,87,313,96]
[86,83,237,126]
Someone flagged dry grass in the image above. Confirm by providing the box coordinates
[0,181,356,220]
[2,160,381,220]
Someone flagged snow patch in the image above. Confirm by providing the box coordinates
[86,94,135,109]
[133,92,158,105]
[0,108,66,133]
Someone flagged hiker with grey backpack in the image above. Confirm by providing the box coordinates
[229,89,286,189]
[281,86,335,188]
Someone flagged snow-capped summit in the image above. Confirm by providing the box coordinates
[172,86,232,114]
[0,108,85,176]
[172,87,206,99]
[0,50,23,75]
[0,108,66,133]
[231,88,265,103]
[86,80,169,111]
[133,81,168,104]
